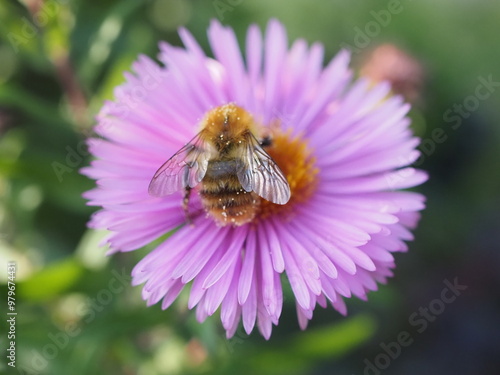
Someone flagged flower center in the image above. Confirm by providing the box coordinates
[258,129,319,220]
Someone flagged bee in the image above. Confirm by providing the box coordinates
[148,103,291,226]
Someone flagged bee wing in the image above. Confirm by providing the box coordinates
[237,133,291,205]
[148,132,210,197]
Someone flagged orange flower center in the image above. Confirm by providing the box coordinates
[258,129,319,221]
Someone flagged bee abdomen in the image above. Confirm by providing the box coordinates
[200,185,260,226]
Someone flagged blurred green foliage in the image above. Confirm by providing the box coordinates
[1,0,499,374]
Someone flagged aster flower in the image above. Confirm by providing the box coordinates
[359,43,425,103]
[82,19,427,339]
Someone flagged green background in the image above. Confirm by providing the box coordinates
[1,0,499,374]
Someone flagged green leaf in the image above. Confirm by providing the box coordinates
[247,314,377,375]
[18,257,84,301]
[291,313,377,358]
[0,83,68,127]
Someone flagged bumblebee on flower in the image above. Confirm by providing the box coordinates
[82,19,426,339]
[148,103,291,226]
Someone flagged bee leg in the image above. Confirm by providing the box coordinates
[183,186,194,226]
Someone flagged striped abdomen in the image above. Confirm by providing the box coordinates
[199,159,260,226]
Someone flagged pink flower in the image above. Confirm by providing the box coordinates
[82,19,427,339]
